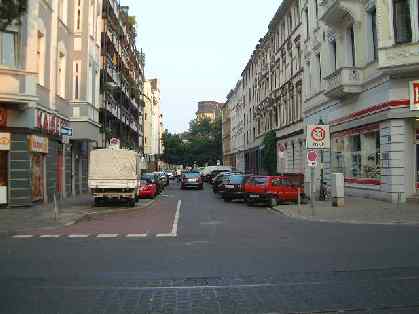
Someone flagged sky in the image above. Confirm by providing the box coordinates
[125,0,280,133]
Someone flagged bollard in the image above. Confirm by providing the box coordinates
[297,187,301,208]
[53,193,59,221]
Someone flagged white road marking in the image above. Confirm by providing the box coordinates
[126,234,147,238]
[97,234,119,238]
[12,235,33,238]
[68,234,89,238]
[40,235,61,238]
[156,199,181,238]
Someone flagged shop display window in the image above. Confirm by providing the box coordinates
[331,129,380,180]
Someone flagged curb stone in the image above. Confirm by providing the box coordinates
[271,206,419,226]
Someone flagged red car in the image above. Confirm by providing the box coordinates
[137,179,157,199]
[244,175,305,206]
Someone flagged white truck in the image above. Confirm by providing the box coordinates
[88,148,141,206]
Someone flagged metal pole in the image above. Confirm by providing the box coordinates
[310,166,315,215]
[297,187,301,208]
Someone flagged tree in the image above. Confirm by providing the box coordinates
[0,0,27,31]
[262,130,277,175]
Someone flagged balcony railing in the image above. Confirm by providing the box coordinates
[324,67,363,99]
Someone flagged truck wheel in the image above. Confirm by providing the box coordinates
[94,198,101,207]
[128,199,136,207]
[246,198,253,206]
[224,198,232,203]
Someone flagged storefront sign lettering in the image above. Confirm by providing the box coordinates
[0,133,10,151]
[410,80,419,111]
[35,110,66,136]
[29,135,48,153]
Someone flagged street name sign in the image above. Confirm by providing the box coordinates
[306,125,330,149]
[61,126,73,137]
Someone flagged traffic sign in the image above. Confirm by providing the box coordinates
[306,125,330,149]
[61,126,73,137]
[307,150,318,167]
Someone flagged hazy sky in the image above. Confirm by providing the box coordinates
[126,1,279,133]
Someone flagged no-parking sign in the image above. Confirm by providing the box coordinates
[307,150,318,167]
[306,125,330,149]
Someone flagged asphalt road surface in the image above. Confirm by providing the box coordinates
[2,182,419,313]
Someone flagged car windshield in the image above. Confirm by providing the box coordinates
[253,177,268,184]
[184,172,200,178]
[229,175,245,184]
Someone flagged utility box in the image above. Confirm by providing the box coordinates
[331,173,344,207]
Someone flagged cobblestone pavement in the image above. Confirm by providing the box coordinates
[273,197,419,225]
[2,184,419,313]
[2,267,419,313]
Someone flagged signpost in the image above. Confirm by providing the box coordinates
[61,127,73,137]
[306,125,330,211]
[109,138,120,149]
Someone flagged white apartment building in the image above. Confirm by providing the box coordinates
[302,0,419,202]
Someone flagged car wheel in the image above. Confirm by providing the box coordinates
[246,198,253,206]
[224,198,232,202]
[94,197,102,207]
[128,199,136,207]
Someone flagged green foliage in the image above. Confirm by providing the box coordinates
[161,117,222,167]
[0,0,27,31]
[262,130,277,175]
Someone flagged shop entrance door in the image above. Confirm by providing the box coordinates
[32,153,44,202]
[0,151,7,204]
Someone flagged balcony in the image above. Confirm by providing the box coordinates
[378,43,419,76]
[319,0,362,27]
[0,67,37,107]
[324,67,363,99]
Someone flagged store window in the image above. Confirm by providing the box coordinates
[331,127,381,180]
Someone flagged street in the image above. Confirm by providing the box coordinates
[1,182,419,313]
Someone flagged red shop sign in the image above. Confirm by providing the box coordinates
[35,110,66,136]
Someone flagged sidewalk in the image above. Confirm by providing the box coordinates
[273,197,419,225]
[0,194,154,235]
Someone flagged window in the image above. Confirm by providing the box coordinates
[57,51,66,98]
[304,7,309,39]
[393,0,412,43]
[330,39,337,71]
[370,9,378,61]
[1,31,18,67]
[317,53,321,90]
[349,26,356,66]
[331,128,381,179]
[37,31,45,86]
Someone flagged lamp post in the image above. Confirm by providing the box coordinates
[318,118,327,201]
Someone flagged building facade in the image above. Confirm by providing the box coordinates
[222,101,233,167]
[302,0,419,202]
[99,0,145,152]
[224,0,304,176]
[0,0,146,207]
[0,0,104,206]
[196,101,224,121]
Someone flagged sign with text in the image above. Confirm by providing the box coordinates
[0,133,10,151]
[410,80,419,111]
[29,135,48,153]
[35,109,67,136]
[109,137,120,149]
[61,127,73,137]
[306,125,330,149]
[307,150,318,167]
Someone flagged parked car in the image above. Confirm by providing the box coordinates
[221,174,252,202]
[209,169,231,184]
[244,175,306,206]
[137,178,157,199]
[154,172,169,187]
[212,172,231,193]
[181,172,203,190]
[166,171,175,180]
[202,166,232,182]
[142,173,163,194]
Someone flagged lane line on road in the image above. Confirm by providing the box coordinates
[12,235,33,238]
[39,235,61,238]
[156,199,181,238]
[97,234,119,238]
[68,234,90,238]
[126,234,147,238]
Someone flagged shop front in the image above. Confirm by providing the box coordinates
[0,132,10,204]
[29,135,48,202]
